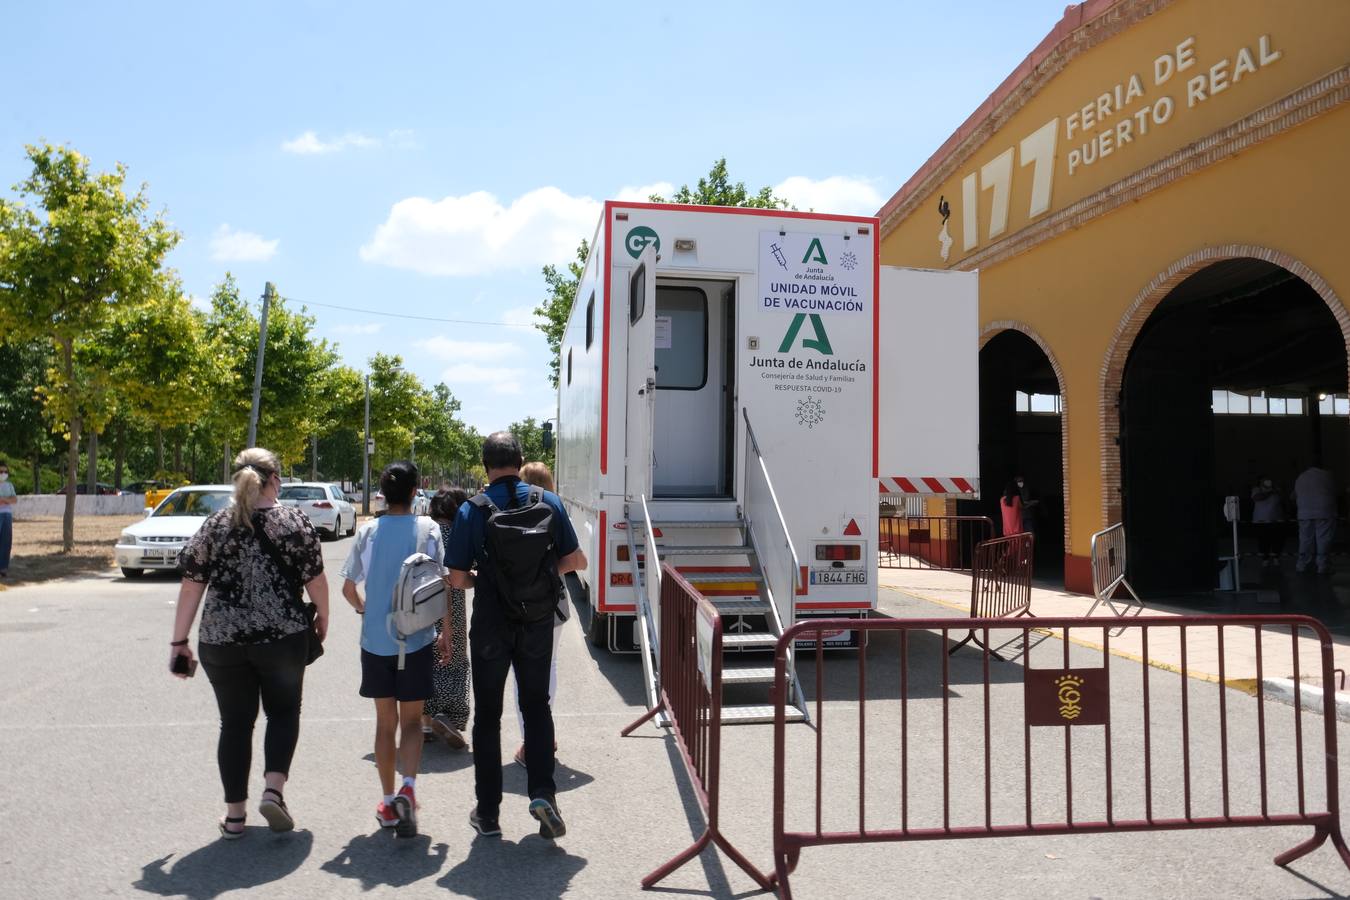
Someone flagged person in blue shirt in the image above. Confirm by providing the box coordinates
[446,432,586,840]
[340,460,446,837]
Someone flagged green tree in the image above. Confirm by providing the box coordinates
[534,159,790,388]
[535,239,588,390]
[0,338,55,492]
[0,144,178,549]
[508,416,555,473]
[366,353,426,474]
[652,157,791,209]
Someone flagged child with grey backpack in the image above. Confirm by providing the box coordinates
[340,461,447,837]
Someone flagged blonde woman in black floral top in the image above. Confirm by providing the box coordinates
[169,448,329,839]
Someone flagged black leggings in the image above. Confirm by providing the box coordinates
[199,631,308,803]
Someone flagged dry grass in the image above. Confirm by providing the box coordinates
[0,515,140,589]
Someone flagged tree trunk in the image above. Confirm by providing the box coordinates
[223,441,231,482]
[311,434,318,480]
[60,338,78,553]
[32,449,40,497]
[155,427,165,474]
[114,421,125,490]
[173,433,183,473]
[86,429,99,494]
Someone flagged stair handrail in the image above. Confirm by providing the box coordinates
[625,501,660,714]
[742,408,804,660]
[639,493,663,657]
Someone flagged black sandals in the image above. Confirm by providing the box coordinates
[218,815,246,839]
[258,788,295,832]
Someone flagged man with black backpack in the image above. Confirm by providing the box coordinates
[446,432,586,839]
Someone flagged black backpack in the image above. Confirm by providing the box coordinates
[470,481,565,624]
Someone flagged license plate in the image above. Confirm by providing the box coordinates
[810,569,866,585]
[141,548,167,561]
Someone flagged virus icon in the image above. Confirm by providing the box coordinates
[839,251,858,270]
[796,396,825,429]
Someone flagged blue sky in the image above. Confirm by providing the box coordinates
[2,0,1072,433]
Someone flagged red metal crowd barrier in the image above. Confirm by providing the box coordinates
[770,615,1350,898]
[622,564,771,891]
[949,532,1035,657]
[878,515,993,571]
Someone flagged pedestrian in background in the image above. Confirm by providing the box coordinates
[516,461,565,767]
[1015,474,1039,535]
[170,448,329,839]
[999,480,1023,537]
[1250,474,1286,567]
[340,460,446,837]
[0,460,15,577]
[1294,458,1338,575]
[425,486,470,750]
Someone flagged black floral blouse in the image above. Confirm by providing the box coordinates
[181,505,324,645]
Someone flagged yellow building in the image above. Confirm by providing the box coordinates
[879,0,1350,594]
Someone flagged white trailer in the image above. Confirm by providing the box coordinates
[556,202,977,722]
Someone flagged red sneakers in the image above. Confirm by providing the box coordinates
[375,801,399,829]
[392,784,417,837]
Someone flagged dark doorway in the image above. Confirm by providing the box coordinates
[976,330,1065,580]
[1120,258,1348,603]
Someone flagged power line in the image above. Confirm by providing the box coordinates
[293,298,537,328]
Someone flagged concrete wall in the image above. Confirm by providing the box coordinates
[15,495,148,517]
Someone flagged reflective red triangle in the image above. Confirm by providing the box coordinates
[843,519,862,536]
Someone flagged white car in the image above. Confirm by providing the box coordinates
[279,482,357,539]
[115,485,233,578]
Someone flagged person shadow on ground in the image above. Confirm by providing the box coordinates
[320,829,449,889]
[439,833,587,899]
[134,828,313,899]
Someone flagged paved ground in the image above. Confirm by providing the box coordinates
[2,540,1350,898]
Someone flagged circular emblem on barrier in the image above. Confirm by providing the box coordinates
[625,225,660,259]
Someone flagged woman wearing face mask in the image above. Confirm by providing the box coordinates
[1251,475,1286,567]
[0,461,15,577]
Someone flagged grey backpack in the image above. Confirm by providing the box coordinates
[389,518,447,669]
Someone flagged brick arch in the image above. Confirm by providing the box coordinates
[1100,245,1350,527]
[979,321,1071,555]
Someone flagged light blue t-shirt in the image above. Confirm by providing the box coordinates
[340,514,444,656]
[0,480,15,516]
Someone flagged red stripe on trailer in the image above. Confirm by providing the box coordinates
[598,509,608,611]
[895,477,920,493]
[871,231,880,478]
[797,601,873,610]
[953,476,974,493]
[798,566,809,596]
[607,201,878,225]
[921,477,947,493]
[600,204,613,475]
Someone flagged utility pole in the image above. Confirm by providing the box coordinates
[246,282,274,448]
[362,374,371,515]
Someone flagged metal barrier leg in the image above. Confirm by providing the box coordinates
[620,702,664,737]
[948,630,1004,660]
[1275,825,1330,867]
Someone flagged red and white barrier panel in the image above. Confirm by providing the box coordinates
[879,476,979,496]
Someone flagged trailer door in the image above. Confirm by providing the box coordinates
[625,244,658,502]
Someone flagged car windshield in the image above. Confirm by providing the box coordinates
[280,486,326,501]
[154,490,232,517]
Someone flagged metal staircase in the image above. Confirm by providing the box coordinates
[625,514,808,725]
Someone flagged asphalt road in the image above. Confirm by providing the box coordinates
[1,534,1349,899]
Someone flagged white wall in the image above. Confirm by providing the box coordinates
[15,495,147,517]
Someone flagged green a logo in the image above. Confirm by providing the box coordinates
[802,237,828,265]
[778,314,833,355]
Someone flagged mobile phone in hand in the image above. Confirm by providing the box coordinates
[171,654,198,677]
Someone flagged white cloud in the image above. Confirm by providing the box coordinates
[360,187,599,276]
[209,224,279,263]
[417,336,520,362]
[773,175,884,216]
[332,322,384,335]
[615,181,675,202]
[281,130,380,155]
[187,294,210,311]
[440,363,527,395]
[501,305,536,327]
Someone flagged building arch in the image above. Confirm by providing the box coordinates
[1099,244,1350,527]
[979,320,1072,558]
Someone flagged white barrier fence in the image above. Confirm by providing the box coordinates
[14,495,148,517]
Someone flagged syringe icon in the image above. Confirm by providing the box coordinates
[770,242,788,269]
